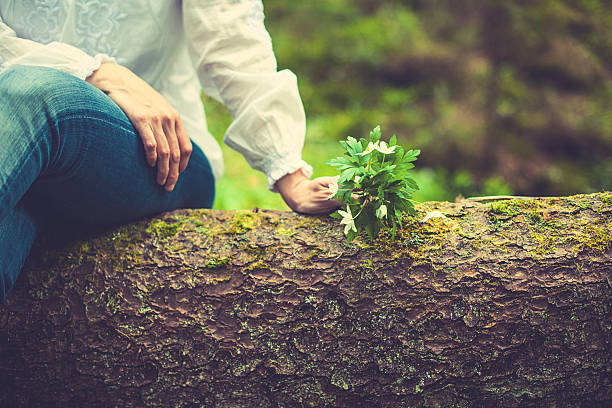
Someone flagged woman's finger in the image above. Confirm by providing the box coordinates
[135,121,157,167]
[175,117,192,173]
[162,116,181,191]
[317,175,340,185]
[152,120,170,186]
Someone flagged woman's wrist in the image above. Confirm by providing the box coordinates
[85,62,120,91]
[275,169,308,210]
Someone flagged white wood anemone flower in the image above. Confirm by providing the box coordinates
[356,140,397,156]
[376,204,388,219]
[338,205,357,235]
[356,141,378,156]
[327,181,339,199]
[375,141,397,155]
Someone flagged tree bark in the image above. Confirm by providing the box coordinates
[1,193,611,407]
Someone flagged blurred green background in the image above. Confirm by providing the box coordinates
[207,0,612,211]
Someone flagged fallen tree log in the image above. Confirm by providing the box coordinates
[1,193,611,407]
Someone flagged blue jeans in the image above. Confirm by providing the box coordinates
[0,66,215,301]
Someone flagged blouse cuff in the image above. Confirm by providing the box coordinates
[77,53,116,80]
[267,157,313,192]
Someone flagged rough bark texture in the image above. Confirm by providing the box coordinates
[1,193,611,407]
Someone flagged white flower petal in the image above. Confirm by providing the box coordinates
[327,181,338,199]
[337,205,357,235]
[420,211,447,223]
[356,141,378,156]
[342,218,357,235]
[375,141,397,155]
[338,205,352,219]
[376,204,388,219]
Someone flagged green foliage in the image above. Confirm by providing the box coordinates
[266,0,612,197]
[202,1,611,211]
[326,126,420,241]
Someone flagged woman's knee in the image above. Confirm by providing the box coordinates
[0,65,121,121]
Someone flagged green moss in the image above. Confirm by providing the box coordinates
[304,294,317,304]
[225,211,259,234]
[330,369,350,390]
[526,195,610,256]
[146,219,184,239]
[116,323,144,337]
[489,199,542,217]
[360,258,374,270]
[527,209,543,224]
[138,306,153,315]
[305,250,319,261]
[195,225,209,235]
[582,225,612,253]
[104,290,122,315]
[276,227,296,237]
[567,194,592,210]
[600,192,612,207]
[406,231,425,247]
[245,259,269,271]
[91,223,146,268]
[489,200,520,216]
[204,256,231,269]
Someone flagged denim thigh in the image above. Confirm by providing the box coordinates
[1,65,215,231]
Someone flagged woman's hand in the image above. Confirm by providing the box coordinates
[276,170,341,215]
[86,62,192,192]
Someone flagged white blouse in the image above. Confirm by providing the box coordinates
[0,0,312,190]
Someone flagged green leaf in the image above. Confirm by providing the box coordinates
[339,167,358,184]
[372,171,389,185]
[362,207,379,240]
[325,156,354,169]
[404,177,419,190]
[403,149,420,161]
[394,198,412,213]
[337,189,350,204]
[346,229,358,242]
[369,125,382,142]
[346,136,362,155]
[389,134,397,146]
[380,164,397,173]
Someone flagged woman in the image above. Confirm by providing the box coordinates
[0,0,339,301]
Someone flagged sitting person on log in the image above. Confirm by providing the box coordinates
[0,0,339,301]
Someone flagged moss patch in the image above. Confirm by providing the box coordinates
[599,192,612,207]
[226,211,260,234]
[489,200,522,216]
[204,256,231,269]
[146,219,184,239]
[582,225,612,253]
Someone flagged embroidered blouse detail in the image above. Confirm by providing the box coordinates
[9,0,63,44]
[74,0,126,57]
[0,0,312,188]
